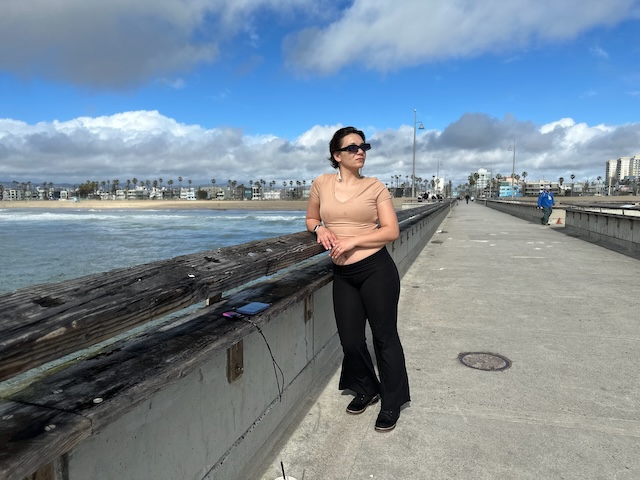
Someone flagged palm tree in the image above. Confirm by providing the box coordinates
[167,179,174,198]
[596,176,602,195]
[494,174,502,197]
[521,171,528,196]
[178,176,183,196]
[468,174,477,197]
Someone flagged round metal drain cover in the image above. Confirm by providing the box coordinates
[458,352,511,371]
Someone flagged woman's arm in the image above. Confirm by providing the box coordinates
[328,199,399,259]
[306,194,337,251]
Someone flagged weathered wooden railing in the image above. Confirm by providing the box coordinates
[0,202,451,480]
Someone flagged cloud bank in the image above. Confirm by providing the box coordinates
[1,111,638,187]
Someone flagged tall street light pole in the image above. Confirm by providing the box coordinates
[412,109,425,199]
[508,141,516,199]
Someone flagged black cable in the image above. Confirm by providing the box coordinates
[242,316,285,401]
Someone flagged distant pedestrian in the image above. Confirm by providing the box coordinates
[464,194,470,204]
[537,185,555,225]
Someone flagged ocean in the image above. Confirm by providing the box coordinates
[0,208,307,294]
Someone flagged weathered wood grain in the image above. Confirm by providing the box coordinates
[0,400,92,480]
[0,205,438,383]
[1,260,334,480]
[0,232,326,381]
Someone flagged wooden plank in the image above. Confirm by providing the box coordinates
[0,232,326,381]
[0,204,442,383]
[0,400,91,480]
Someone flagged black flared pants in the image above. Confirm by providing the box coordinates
[332,247,410,411]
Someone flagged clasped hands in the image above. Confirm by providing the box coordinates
[315,227,355,260]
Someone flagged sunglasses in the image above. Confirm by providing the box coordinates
[336,143,371,153]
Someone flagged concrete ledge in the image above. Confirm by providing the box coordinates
[484,198,565,225]
[484,199,640,258]
[564,210,640,258]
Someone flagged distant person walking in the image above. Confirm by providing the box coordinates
[537,185,555,225]
[465,194,470,204]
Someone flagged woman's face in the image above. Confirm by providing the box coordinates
[334,133,367,170]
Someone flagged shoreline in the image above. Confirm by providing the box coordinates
[1,196,636,212]
[0,199,310,211]
[0,198,409,211]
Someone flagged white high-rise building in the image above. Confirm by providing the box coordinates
[605,156,640,182]
[475,168,491,191]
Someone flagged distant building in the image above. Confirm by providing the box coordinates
[522,181,559,196]
[498,182,522,198]
[180,188,196,200]
[262,190,282,200]
[475,168,491,191]
[606,155,640,184]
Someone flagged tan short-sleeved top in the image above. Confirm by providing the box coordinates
[309,173,392,238]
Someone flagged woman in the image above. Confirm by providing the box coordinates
[306,126,410,432]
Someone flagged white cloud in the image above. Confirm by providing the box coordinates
[1,0,636,88]
[284,0,637,74]
[1,111,639,188]
[590,46,610,58]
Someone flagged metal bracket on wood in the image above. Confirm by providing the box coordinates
[304,294,313,323]
[205,292,223,306]
[227,340,244,382]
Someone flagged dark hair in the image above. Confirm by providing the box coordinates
[328,126,366,169]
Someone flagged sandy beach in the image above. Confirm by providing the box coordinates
[0,197,411,211]
[1,196,636,211]
[0,199,311,211]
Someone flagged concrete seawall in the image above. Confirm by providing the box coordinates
[485,199,640,258]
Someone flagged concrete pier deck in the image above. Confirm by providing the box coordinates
[254,202,640,480]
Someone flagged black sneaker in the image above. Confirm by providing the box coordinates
[375,409,400,432]
[346,393,380,415]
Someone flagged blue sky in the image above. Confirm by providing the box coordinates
[1,0,639,190]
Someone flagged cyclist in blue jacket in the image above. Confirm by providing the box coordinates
[537,185,555,225]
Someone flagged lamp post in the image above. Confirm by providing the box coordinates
[508,141,516,199]
[488,171,492,198]
[412,109,425,199]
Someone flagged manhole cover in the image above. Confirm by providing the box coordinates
[458,352,511,371]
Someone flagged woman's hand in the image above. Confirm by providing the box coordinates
[315,226,338,252]
[328,236,357,260]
